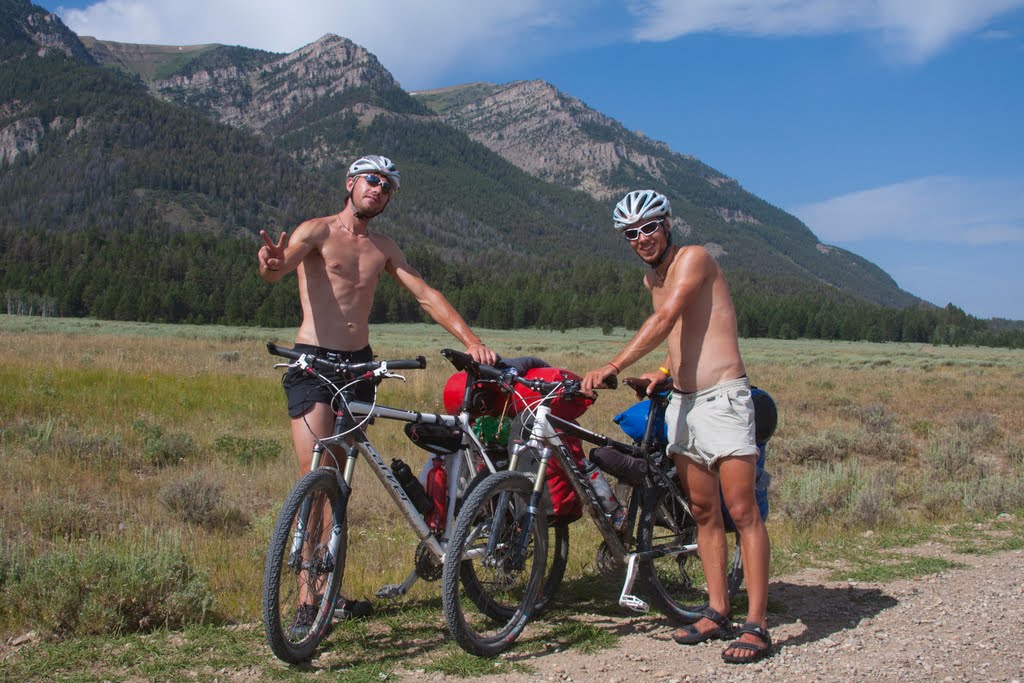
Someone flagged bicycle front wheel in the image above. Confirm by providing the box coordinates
[441,470,548,657]
[262,469,348,663]
[461,469,569,616]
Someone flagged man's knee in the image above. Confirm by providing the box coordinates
[689,498,725,527]
[723,496,762,532]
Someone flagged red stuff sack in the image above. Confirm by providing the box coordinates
[510,413,585,525]
[443,371,513,420]
[510,367,594,421]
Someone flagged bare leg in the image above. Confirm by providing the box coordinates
[290,402,340,607]
[718,454,771,658]
[671,453,731,639]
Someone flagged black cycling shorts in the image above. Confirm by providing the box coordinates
[282,344,375,418]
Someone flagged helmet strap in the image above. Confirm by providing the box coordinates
[648,225,673,270]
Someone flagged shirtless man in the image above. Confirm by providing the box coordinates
[582,190,771,664]
[258,154,496,632]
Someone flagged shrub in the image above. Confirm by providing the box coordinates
[213,434,280,466]
[132,420,196,467]
[856,404,897,434]
[777,429,855,464]
[21,494,112,541]
[159,473,248,531]
[776,461,898,529]
[952,412,999,448]
[0,534,215,638]
[923,427,984,480]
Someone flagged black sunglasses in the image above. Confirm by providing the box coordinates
[360,173,394,194]
[623,219,664,241]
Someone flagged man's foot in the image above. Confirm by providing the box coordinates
[288,603,318,641]
[671,606,733,645]
[334,598,373,621]
[721,621,772,663]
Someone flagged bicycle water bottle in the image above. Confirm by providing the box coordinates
[391,458,433,515]
[582,459,624,522]
[424,455,448,532]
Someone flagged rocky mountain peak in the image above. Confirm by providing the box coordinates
[150,33,400,134]
[417,79,722,201]
[1,0,95,64]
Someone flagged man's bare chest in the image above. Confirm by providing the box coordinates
[317,237,388,286]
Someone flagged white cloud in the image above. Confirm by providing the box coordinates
[55,1,581,88]
[629,0,1024,63]
[791,176,1024,246]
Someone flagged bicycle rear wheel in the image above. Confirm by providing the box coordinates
[441,470,548,656]
[635,483,744,624]
[262,469,348,663]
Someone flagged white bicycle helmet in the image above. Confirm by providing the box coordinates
[347,154,401,192]
[613,189,671,230]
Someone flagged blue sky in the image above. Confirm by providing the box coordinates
[36,0,1024,320]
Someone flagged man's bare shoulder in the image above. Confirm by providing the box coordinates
[291,216,332,244]
[664,245,716,286]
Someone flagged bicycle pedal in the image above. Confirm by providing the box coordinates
[375,584,405,599]
[618,552,649,612]
[334,598,373,621]
[619,593,650,613]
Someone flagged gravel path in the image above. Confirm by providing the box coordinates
[412,543,1024,683]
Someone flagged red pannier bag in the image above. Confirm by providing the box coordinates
[443,371,513,420]
[510,367,593,421]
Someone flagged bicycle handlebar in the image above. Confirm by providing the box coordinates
[267,341,427,374]
[440,348,615,399]
[623,376,671,400]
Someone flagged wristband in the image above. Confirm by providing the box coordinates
[658,366,671,377]
[607,361,620,374]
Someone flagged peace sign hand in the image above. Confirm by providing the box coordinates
[259,230,288,273]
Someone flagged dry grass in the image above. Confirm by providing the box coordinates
[2,316,1024,641]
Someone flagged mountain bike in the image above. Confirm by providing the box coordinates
[440,366,743,656]
[261,342,514,663]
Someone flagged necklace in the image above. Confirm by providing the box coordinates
[651,246,677,283]
[336,213,363,236]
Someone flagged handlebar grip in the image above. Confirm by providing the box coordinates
[387,357,428,370]
[266,341,299,359]
[602,374,618,390]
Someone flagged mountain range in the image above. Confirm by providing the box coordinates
[10,0,1001,346]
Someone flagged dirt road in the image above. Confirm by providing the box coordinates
[413,543,1024,683]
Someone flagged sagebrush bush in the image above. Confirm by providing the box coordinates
[952,412,999,447]
[778,429,855,464]
[133,420,196,467]
[0,534,215,638]
[21,494,112,541]
[924,427,986,480]
[776,461,898,529]
[159,473,248,531]
[856,404,897,434]
[213,434,280,466]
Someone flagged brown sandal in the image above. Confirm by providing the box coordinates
[671,606,733,645]
[721,621,772,663]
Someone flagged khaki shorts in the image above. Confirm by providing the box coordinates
[666,377,758,469]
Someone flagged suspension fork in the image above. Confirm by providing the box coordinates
[483,408,555,569]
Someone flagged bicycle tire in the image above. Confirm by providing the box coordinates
[441,470,548,657]
[635,483,745,624]
[262,469,348,663]
[461,469,569,616]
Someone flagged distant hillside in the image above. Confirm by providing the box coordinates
[7,1,1020,346]
[416,80,919,309]
[79,37,224,81]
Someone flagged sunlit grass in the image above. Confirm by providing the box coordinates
[3,314,1024,660]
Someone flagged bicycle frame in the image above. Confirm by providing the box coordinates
[508,384,698,612]
[268,343,505,600]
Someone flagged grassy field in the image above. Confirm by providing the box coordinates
[2,315,1023,680]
